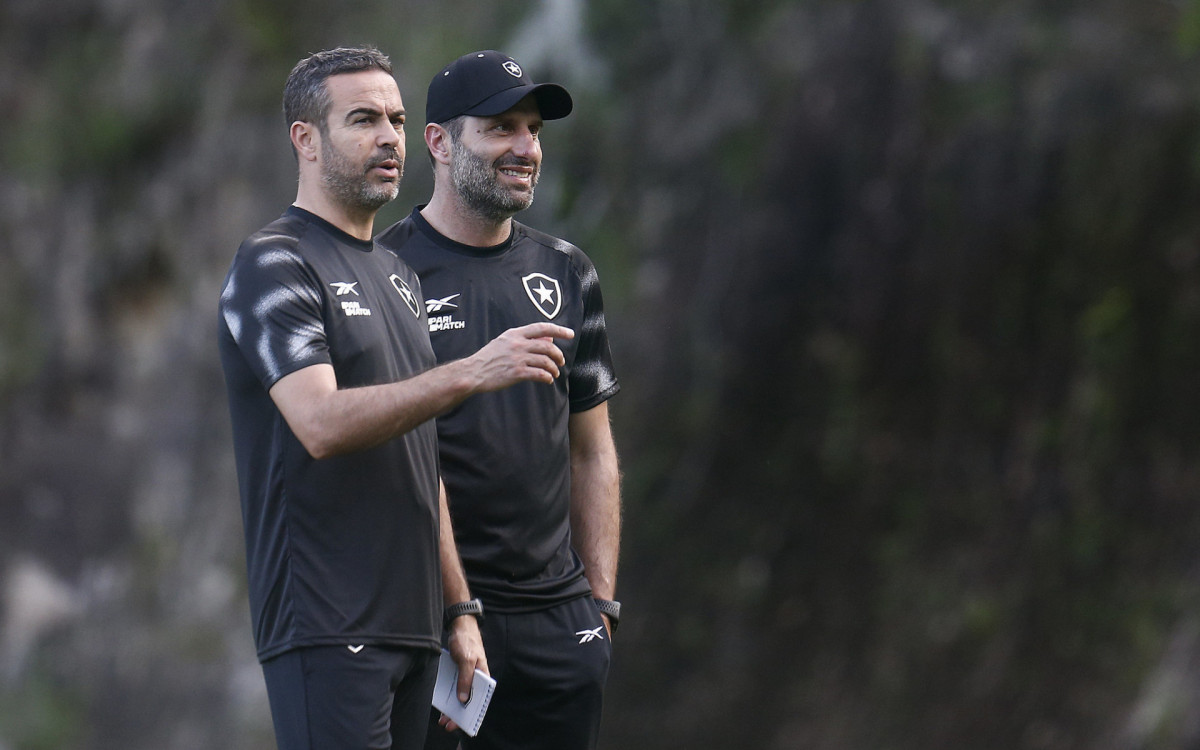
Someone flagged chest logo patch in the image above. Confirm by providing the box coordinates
[425,293,460,314]
[425,292,466,333]
[389,274,421,319]
[522,273,562,320]
[332,280,371,316]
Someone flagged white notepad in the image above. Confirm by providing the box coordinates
[431,650,497,737]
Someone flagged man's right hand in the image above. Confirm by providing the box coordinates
[466,323,574,391]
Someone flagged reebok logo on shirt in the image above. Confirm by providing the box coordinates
[425,292,466,332]
[331,281,372,317]
[426,294,460,313]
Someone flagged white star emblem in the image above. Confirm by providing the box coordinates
[389,274,422,318]
[521,273,562,319]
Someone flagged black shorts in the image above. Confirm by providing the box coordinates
[426,596,613,750]
[262,644,439,750]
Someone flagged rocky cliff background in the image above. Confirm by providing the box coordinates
[4,0,1200,748]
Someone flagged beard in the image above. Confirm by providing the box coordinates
[320,136,403,212]
[449,141,538,223]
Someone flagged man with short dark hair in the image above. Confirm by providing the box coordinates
[218,46,574,750]
[379,50,622,750]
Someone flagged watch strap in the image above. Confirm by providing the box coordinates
[444,598,484,626]
[594,598,620,631]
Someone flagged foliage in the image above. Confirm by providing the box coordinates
[4,0,1200,748]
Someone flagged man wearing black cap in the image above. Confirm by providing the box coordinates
[378,51,622,750]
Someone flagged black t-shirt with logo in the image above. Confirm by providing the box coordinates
[378,207,619,612]
[218,206,441,661]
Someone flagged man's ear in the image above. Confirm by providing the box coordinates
[290,121,320,162]
[425,123,453,166]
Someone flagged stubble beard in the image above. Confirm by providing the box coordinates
[320,136,403,213]
[449,142,538,224]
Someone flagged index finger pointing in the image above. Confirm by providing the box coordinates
[523,323,574,340]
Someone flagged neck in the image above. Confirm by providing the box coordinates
[421,185,513,247]
[294,182,377,241]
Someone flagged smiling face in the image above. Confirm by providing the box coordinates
[448,95,543,223]
[317,69,407,212]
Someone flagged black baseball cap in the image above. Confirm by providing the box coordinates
[426,50,573,124]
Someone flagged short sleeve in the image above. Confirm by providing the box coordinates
[568,252,620,412]
[219,243,331,390]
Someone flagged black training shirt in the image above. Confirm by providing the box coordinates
[218,206,441,661]
[378,208,618,611]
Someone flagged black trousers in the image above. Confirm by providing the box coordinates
[426,596,613,750]
[263,644,439,750]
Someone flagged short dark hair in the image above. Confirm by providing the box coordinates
[427,115,466,170]
[283,46,393,133]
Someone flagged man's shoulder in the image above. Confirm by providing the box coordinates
[234,212,311,264]
[512,221,597,277]
[513,221,579,255]
[222,212,334,305]
[377,216,452,277]
[376,215,419,251]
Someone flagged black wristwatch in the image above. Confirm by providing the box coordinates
[444,598,484,627]
[594,599,621,631]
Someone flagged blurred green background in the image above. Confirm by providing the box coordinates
[4,0,1200,747]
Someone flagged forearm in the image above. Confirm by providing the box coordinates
[271,322,572,460]
[569,407,622,600]
[570,455,621,598]
[438,482,473,606]
[296,359,480,458]
[437,481,489,694]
